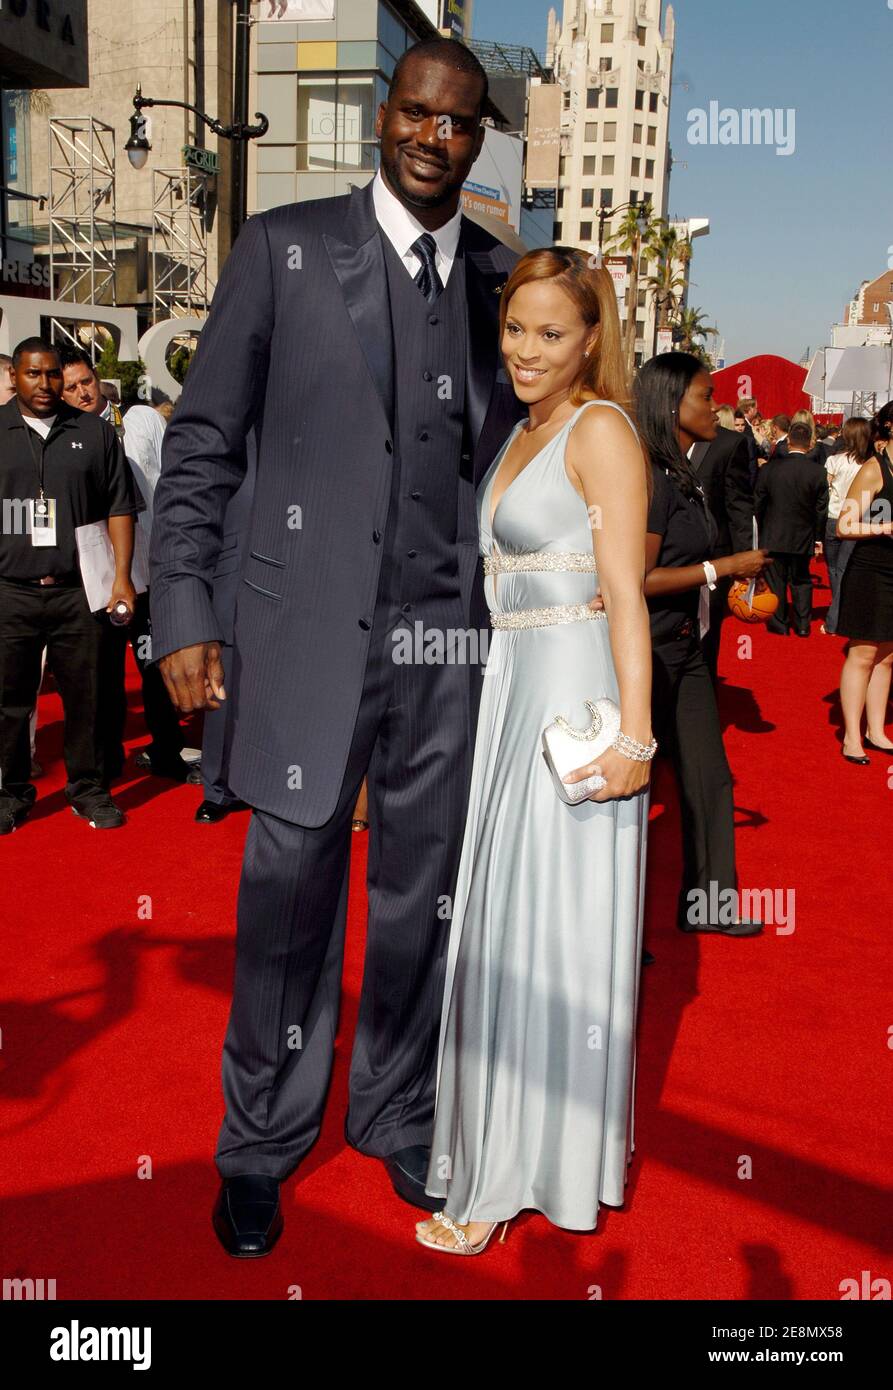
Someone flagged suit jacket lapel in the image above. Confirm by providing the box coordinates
[323,183,394,431]
[462,225,507,460]
[691,440,710,474]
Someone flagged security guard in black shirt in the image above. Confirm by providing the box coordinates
[0,337,139,833]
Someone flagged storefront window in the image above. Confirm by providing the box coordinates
[296,75,376,171]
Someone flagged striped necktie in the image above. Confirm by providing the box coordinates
[411,233,444,303]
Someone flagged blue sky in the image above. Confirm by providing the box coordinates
[472,0,893,365]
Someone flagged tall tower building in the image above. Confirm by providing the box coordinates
[547,0,675,365]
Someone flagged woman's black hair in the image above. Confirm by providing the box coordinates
[633,352,710,500]
[872,400,893,446]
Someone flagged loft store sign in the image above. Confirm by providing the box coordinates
[4,0,78,46]
[0,294,207,402]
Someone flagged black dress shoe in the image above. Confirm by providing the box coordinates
[195,798,248,823]
[382,1146,440,1212]
[766,620,789,636]
[136,750,203,784]
[794,626,810,638]
[212,1175,283,1258]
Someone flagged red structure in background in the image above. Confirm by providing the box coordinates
[711,354,811,419]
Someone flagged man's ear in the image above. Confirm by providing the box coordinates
[374,102,387,140]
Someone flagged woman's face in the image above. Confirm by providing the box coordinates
[677,370,718,443]
[501,279,597,406]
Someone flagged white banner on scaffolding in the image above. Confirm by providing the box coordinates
[252,0,335,20]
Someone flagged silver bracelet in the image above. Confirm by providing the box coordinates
[612,731,658,762]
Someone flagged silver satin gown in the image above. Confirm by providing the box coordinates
[424,400,650,1231]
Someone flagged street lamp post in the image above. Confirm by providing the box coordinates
[124,73,268,240]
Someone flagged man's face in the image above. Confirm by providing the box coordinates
[376,57,486,211]
[14,352,63,416]
[62,362,104,414]
[0,362,15,404]
[745,402,758,422]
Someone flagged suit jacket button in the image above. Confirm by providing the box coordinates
[423,371,433,381]
[419,432,429,442]
[411,490,421,500]
[407,549,417,558]
[372,530,382,543]
[359,618,371,630]
[402,603,412,614]
[428,315,439,326]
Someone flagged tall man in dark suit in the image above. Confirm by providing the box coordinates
[149,39,525,1256]
[193,434,255,824]
[690,424,755,679]
[755,421,829,637]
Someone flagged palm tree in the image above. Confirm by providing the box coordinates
[645,225,691,338]
[605,204,662,376]
[672,305,712,354]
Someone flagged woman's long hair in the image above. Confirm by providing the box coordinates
[791,408,817,448]
[841,416,873,465]
[872,401,893,449]
[633,352,708,500]
[498,246,630,409]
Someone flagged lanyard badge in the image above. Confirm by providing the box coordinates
[29,495,58,546]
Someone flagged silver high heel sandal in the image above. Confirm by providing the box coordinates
[415,1210,510,1256]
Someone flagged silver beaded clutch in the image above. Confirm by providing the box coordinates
[542,698,622,805]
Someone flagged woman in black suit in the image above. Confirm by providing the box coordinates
[634,354,769,935]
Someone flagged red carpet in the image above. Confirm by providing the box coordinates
[2,563,890,1300]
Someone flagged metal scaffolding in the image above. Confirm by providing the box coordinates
[152,168,212,323]
[47,116,118,355]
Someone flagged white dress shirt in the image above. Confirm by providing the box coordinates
[371,170,462,288]
[826,451,862,522]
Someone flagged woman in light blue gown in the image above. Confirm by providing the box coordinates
[415,248,655,1256]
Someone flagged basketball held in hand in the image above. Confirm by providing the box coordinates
[728,578,779,624]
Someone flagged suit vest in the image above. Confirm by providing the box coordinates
[377,231,469,613]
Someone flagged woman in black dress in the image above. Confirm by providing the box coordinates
[835,401,893,763]
[634,354,769,935]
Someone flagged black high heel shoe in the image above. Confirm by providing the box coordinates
[841,746,871,765]
[864,738,893,755]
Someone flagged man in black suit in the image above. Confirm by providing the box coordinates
[149,39,525,1256]
[755,422,829,636]
[767,413,791,459]
[690,424,755,679]
[736,396,761,485]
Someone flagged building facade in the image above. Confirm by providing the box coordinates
[546,0,675,363]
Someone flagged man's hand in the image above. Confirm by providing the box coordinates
[159,642,226,713]
[107,577,137,617]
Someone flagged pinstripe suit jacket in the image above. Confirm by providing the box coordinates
[149,180,523,826]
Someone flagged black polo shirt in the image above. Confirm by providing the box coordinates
[647,461,718,644]
[0,398,138,581]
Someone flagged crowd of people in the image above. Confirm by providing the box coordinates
[2,33,891,1264]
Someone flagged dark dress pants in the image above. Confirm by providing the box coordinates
[98,589,185,781]
[766,551,813,632]
[215,596,474,1180]
[0,578,105,813]
[699,574,732,682]
[652,629,737,928]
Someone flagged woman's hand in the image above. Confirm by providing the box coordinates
[562,745,652,802]
[723,548,770,580]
